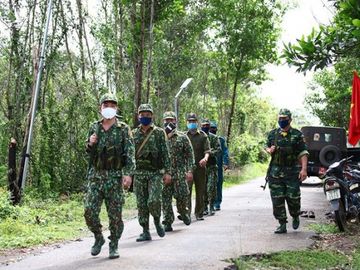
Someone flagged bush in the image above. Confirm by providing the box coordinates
[0,165,6,187]
[0,188,19,219]
[229,132,268,167]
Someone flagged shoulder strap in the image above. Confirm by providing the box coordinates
[136,128,155,158]
[274,128,279,147]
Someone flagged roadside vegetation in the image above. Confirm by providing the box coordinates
[0,189,137,250]
[229,222,360,270]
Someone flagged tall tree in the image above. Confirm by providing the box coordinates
[209,0,283,143]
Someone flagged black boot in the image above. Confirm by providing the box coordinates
[203,206,209,216]
[154,218,165,237]
[91,233,105,256]
[292,216,300,230]
[209,205,215,216]
[136,230,152,242]
[109,241,119,259]
[164,224,173,232]
[182,213,191,225]
[274,223,287,234]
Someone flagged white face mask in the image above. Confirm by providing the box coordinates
[101,107,117,119]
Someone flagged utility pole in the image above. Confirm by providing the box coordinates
[21,0,53,191]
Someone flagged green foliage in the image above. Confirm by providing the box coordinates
[233,250,348,270]
[304,57,360,127]
[0,0,284,198]
[283,0,360,72]
[0,191,137,249]
[230,133,267,166]
[223,163,267,188]
[0,165,6,187]
[307,223,339,234]
[0,188,19,220]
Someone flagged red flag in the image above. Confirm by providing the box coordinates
[348,71,360,146]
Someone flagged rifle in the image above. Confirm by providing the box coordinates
[261,130,279,190]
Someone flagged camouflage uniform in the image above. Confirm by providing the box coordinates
[133,104,171,239]
[210,121,230,210]
[204,130,221,214]
[84,94,135,249]
[162,112,195,227]
[266,109,309,228]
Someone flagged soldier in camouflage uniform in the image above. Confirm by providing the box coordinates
[84,93,135,259]
[200,119,221,216]
[265,108,308,234]
[162,111,195,231]
[132,104,172,241]
[210,121,230,211]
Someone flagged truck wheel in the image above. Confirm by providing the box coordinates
[319,145,341,167]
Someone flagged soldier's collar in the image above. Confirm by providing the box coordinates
[139,123,155,133]
[278,127,292,137]
[187,129,200,135]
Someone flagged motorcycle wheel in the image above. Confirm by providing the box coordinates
[334,200,346,232]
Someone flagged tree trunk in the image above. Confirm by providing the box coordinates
[60,0,80,88]
[113,0,123,93]
[131,0,146,126]
[227,74,239,145]
[145,0,154,102]
[76,0,86,81]
[8,138,20,205]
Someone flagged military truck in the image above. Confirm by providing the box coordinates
[301,126,360,177]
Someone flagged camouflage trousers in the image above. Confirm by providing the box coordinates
[268,175,301,224]
[162,174,189,226]
[134,171,163,229]
[84,174,125,241]
[204,166,218,207]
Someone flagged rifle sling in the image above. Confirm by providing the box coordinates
[136,128,155,158]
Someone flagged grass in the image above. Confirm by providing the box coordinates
[233,250,349,270]
[0,190,137,249]
[307,223,339,234]
[223,163,267,188]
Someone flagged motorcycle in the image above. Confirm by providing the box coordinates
[323,156,360,231]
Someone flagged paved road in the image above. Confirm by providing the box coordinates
[1,177,328,270]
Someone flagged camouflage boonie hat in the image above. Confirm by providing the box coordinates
[138,104,153,114]
[278,108,292,118]
[201,118,210,125]
[187,113,197,121]
[163,111,176,119]
[99,93,118,105]
[210,121,217,128]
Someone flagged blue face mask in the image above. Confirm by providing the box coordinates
[201,127,209,134]
[187,123,197,130]
[139,117,152,126]
[278,119,290,129]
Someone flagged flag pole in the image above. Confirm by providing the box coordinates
[21,0,53,190]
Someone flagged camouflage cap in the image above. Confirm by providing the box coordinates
[138,103,153,114]
[210,121,217,128]
[201,118,210,125]
[278,108,292,118]
[163,111,176,119]
[99,93,118,105]
[187,113,198,121]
